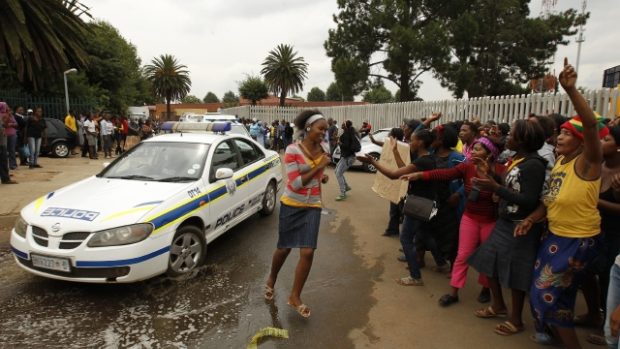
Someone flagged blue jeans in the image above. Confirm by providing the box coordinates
[605,262,620,348]
[27,137,42,166]
[401,215,447,280]
[7,135,17,169]
[335,155,355,194]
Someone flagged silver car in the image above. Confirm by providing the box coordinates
[332,128,392,173]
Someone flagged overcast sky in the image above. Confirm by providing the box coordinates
[82,0,617,102]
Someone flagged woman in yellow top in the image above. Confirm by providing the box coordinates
[515,59,609,348]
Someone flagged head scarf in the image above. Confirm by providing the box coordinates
[561,115,609,140]
[0,102,8,114]
[473,136,500,161]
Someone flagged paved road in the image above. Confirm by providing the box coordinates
[0,155,600,348]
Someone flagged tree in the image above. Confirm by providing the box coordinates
[238,75,268,106]
[307,87,326,102]
[325,1,453,101]
[222,91,239,108]
[363,84,393,104]
[144,54,191,120]
[261,44,309,106]
[203,92,220,103]
[435,1,586,97]
[0,0,92,90]
[181,95,202,104]
[326,82,339,101]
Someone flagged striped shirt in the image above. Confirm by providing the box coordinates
[280,142,324,208]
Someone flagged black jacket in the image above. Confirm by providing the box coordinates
[339,128,358,157]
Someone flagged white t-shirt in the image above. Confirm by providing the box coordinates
[84,120,96,134]
[100,120,114,136]
[616,253,620,267]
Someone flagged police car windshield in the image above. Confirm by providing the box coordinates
[101,142,210,182]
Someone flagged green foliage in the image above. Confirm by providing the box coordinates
[0,0,92,90]
[181,95,202,104]
[325,0,453,101]
[144,54,191,119]
[238,75,268,105]
[326,0,585,100]
[222,91,239,107]
[363,84,393,104]
[326,82,353,101]
[306,87,326,102]
[203,91,220,103]
[435,1,586,97]
[261,44,309,106]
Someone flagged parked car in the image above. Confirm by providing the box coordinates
[11,128,283,283]
[40,118,77,158]
[332,128,391,172]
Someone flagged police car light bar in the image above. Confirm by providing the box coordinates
[207,122,232,133]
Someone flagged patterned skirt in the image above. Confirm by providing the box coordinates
[530,231,602,331]
[277,203,322,249]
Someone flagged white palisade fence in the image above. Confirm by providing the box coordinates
[223,89,619,129]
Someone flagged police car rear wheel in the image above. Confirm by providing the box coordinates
[260,181,276,216]
[167,226,205,276]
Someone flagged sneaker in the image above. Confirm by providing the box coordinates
[396,276,424,286]
[335,194,347,201]
[345,185,352,192]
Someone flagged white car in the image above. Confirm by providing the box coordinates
[332,128,392,172]
[10,125,282,283]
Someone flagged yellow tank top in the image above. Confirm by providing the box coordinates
[543,155,601,238]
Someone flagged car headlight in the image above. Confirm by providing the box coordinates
[87,223,153,247]
[14,216,28,238]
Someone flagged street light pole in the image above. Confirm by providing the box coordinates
[63,68,78,116]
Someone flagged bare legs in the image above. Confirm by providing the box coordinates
[266,247,315,308]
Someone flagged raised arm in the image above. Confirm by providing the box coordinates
[560,58,603,179]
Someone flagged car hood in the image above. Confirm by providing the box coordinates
[22,176,189,234]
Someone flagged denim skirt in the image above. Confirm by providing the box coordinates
[277,203,322,249]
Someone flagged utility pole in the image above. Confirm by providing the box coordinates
[575,0,587,75]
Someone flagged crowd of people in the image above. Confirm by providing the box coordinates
[0,103,160,185]
[266,60,620,349]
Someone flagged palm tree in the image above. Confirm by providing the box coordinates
[144,54,191,120]
[261,44,308,107]
[0,0,91,90]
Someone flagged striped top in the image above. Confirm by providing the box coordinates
[280,142,324,208]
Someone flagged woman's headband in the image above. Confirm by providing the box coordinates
[473,137,500,160]
[305,114,325,127]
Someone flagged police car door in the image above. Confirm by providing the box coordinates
[206,140,243,241]
[231,138,267,214]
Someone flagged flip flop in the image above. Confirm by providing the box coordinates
[287,301,311,318]
[494,321,524,336]
[264,285,274,301]
[474,306,508,318]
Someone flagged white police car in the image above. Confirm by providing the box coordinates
[10,123,282,283]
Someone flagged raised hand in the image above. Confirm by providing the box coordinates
[559,57,577,91]
[388,136,398,152]
[356,153,375,164]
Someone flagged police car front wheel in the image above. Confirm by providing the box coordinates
[167,226,206,276]
[260,181,277,216]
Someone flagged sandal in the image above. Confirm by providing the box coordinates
[438,294,459,307]
[585,333,607,346]
[494,321,524,336]
[395,276,424,286]
[287,301,311,318]
[474,306,507,318]
[264,285,274,301]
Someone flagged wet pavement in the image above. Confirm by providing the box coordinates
[0,205,377,349]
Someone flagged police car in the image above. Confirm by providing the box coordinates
[10,123,282,283]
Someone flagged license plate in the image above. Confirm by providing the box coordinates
[31,254,71,273]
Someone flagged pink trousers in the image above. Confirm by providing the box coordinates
[450,213,496,289]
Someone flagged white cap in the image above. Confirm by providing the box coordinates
[27,109,33,113]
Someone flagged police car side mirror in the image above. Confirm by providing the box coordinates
[215,168,234,180]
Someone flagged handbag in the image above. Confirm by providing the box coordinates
[403,195,438,222]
